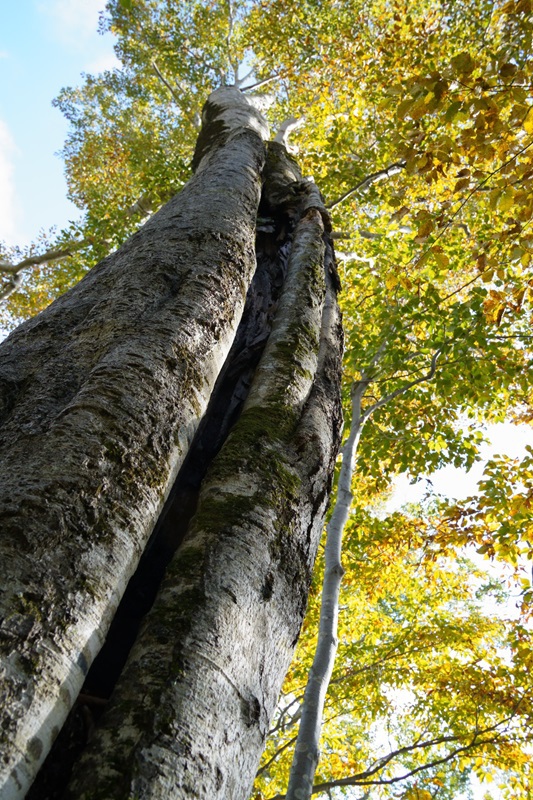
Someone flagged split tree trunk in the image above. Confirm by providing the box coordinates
[0,88,343,800]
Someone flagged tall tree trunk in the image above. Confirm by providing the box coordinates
[0,88,343,800]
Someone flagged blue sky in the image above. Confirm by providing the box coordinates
[0,1,118,247]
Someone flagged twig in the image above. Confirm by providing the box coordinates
[362,348,441,422]
[411,138,533,267]
[268,716,515,799]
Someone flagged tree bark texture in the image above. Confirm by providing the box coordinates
[0,88,343,800]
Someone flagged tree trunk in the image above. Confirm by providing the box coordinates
[0,88,343,800]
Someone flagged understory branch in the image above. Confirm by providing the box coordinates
[284,380,369,800]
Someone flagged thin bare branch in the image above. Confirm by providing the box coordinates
[241,72,283,92]
[412,138,533,267]
[0,184,164,302]
[256,735,298,777]
[151,59,181,104]
[309,735,503,793]
[0,241,87,276]
[226,0,235,66]
[267,715,517,799]
[362,347,441,422]
[327,161,406,210]
[268,695,302,736]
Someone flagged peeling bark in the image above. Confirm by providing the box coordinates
[0,89,343,800]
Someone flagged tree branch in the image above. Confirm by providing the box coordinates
[274,117,305,147]
[0,240,87,277]
[150,59,203,129]
[0,184,163,302]
[256,735,298,777]
[327,161,406,210]
[241,72,283,92]
[151,59,181,104]
[268,695,302,736]
[307,738,496,794]
[283,378,369,800]
[268,717,515,799]
[234,66,255,88]
[361,347,441,422]
[412,138,533,267]
[0,273,23,302]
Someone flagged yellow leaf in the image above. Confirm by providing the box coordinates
[433,250,450,269]
[415,220,434,240]
[396,98,413,119]
[498,188,515,212]
[453,177,470,192]
[451,52,475,75]
[499,62,518,78]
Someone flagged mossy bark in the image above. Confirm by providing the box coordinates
[0,89,343,800]
[62,158,343,800]
[0,87,268,800]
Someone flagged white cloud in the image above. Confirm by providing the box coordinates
[85,51,120,74]
[0,120,20,246]
[37,0,106,48]
[0,51,9,59]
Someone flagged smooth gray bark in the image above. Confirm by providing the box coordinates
[60,149,343,798]
[0,88,344,800]
[0,87,268,800]
[63,211,342,800]
[284,346,442,800]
